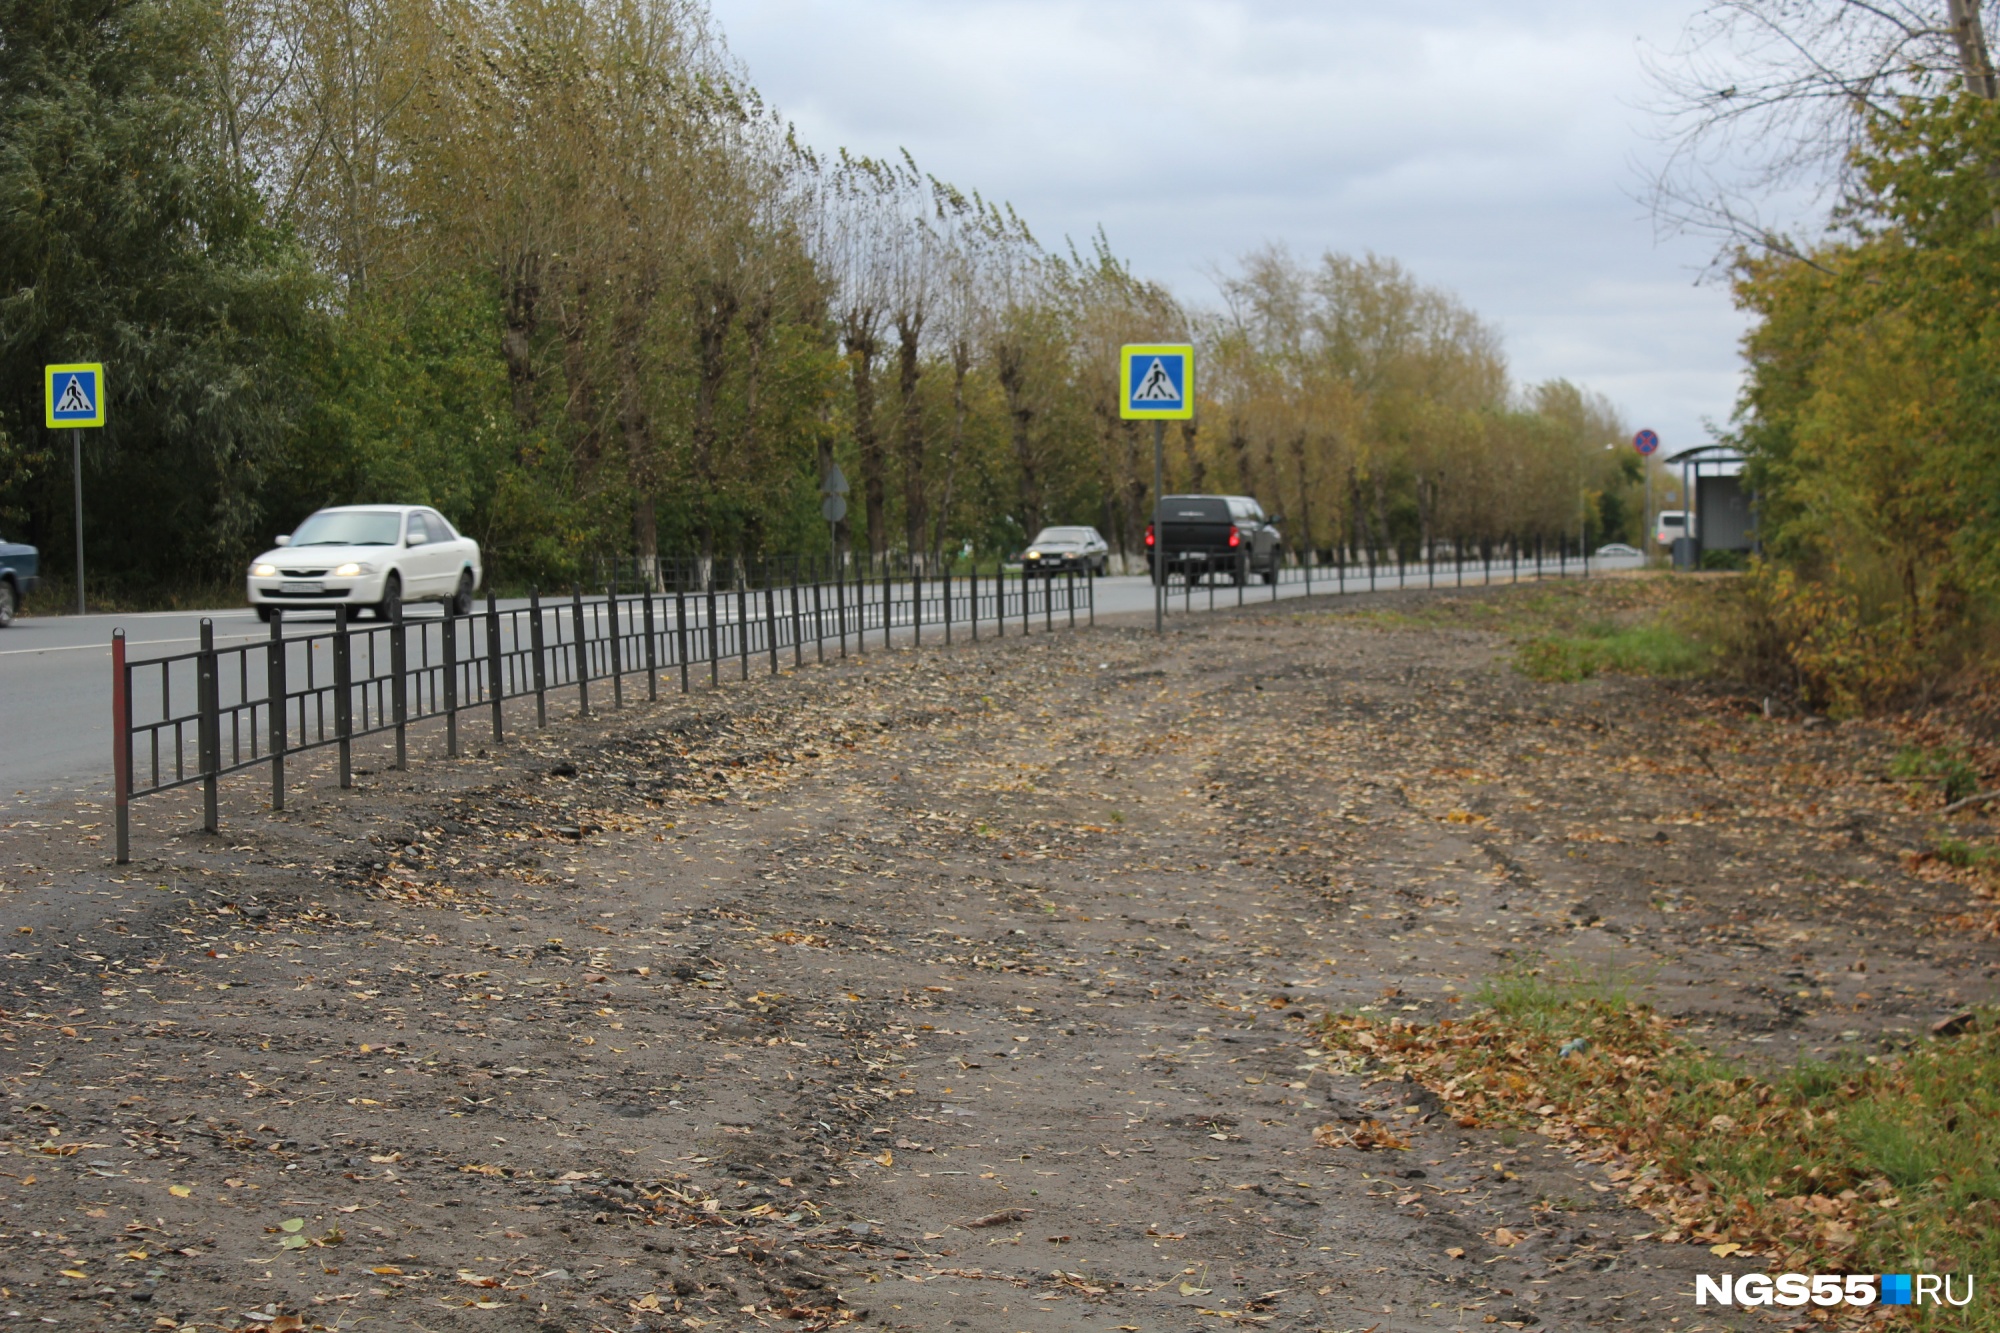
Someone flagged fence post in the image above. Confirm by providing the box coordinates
[834,560,847,658]
[737,583,750,680]
[813,572,826,663]
[854,561,866,655]
[389,596,409,765]
[765,583,779,675]
[706,584,720,686]
[197,618,221,830]
[268,610,288,808]
[1023,563,1033,635]
[1066,571,1076,628]
[970,562,980,641]
[529,589,548,727]
[882,562,892,650]
[486,590,505,743]
[1088,564,1095,626]
[571,586,591,715]
[676,586,691,693]
[332,608,353,789]
[790,562,803,668]
[112,628,130,863]
[441,604,459,758]
[1271,550,1279,603]
[606,585,624,709]
[942,561,952,645]
[643,588,659,701]
[1045,571,1054,631]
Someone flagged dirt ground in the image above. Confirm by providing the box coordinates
[2,584,1996,1333]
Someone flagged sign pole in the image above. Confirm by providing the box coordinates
[1118,343,1193,636]
[1152,420,1165,634]
[45,363,106,614]
[72,428,85,615]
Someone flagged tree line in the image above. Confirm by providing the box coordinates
[0,0,1639,601]
[1650,1,2000,709]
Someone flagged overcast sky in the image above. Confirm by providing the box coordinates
[706,0,1745,455]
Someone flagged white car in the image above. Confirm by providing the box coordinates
[248,505,482,622]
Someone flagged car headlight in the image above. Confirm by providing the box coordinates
[252,563,278,578]
[1026,550,1040,559]
[332,562,374,578]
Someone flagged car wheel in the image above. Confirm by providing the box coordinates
[0,580,15,627]
[450,569,473,617]
[254,604,272,624]
[374,571,403,622]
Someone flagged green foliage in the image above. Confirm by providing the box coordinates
[1731,92,2000,707]
[0,0,322,592]
[1890,744,1983,805]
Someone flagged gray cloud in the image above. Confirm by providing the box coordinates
[711,0,1745,452]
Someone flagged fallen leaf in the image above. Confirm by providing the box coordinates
[964,1208,1032,1229]
[168,1185,192,1198]
[872,1150,893,1168]
[370,1265,404,1276]
[1180,1282,1212,1296]
[1492,1227,1523,1247]
[279,1218,305,1232]
[59,1269,86,1280]
[1710,1242,1743,1258]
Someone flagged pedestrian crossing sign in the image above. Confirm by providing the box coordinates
[1120,344,1194,421]
[45,364,106,428]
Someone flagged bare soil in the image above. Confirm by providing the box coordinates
[1,585,1995,1333]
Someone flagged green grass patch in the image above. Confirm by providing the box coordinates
[1892,744,1984,805]
[1318,971,1999,1323]
[1311,576,1721,683]
[1514,622,1712,682]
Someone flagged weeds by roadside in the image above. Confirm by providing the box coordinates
[1316,575,1720,683]
[1316,968,1999,1327]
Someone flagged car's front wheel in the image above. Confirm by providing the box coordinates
[0,579,15,628]
[254,604,272,623]
[375,572,402,622]
[450,569,474,617]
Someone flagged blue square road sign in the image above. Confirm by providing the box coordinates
[1120,344,1194,421]
[46,364,106,429]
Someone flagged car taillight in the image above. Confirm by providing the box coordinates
[1228,527,1242,548]
[1144,524,1155,547]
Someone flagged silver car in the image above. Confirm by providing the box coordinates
[248,505,483,621]
[1022,526,1110,577]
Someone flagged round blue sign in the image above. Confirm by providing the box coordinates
[1633,428,1659,456]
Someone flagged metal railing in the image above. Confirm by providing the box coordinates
[109,538,1600,861]
[110,564,1094,862]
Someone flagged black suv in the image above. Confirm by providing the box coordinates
[1145,495,1283,585]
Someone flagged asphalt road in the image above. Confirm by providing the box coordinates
[0,552,1637,805]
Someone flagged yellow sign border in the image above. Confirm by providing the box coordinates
[45,363,107,429]
[1119,344,1195,421]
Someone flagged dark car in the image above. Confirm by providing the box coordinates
[0,533,39,626]
[1021,525,1109,577]
[1145,494,1282,584]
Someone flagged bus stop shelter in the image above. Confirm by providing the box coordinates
[1663,443,1752,568]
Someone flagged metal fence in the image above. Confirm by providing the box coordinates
[109,538,1600,862]
[110,564,1095,863]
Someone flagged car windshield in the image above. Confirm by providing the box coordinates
[1032,528,1088,544]
[289,510,402,546]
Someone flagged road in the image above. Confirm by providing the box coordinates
[0,551,1638,804]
